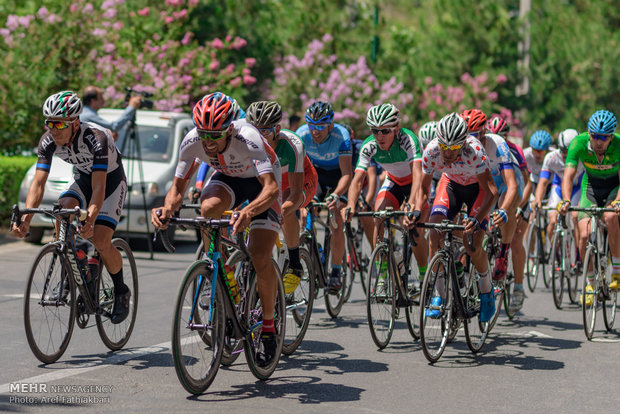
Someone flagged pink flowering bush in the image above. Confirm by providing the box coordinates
[0,0,255,151]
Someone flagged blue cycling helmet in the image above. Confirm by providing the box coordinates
[588,110,616,134]
[529,130,552,151]
[305,101,334,124]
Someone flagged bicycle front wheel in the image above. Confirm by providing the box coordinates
[602,247,617,331]
[582,246,598,340]
[464,273,489,353]
[366,244,396,349]
[503,272,516,320]
[172,262,225,395]
[419,254,452,363]
[525,223,543,292]
[96,238,138,351]
[550,232,565,310]
[24,244,76,364]
[283,247,315,355]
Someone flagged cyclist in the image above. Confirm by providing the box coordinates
[296,101,353,293]
[151,92,282,366]
[12,91,131,324]
[559,110,620,299]
[245,100,318,294]
[461,109,524,283]
[486,115,532,313]
[534,128,582,262]
[418,121,441,204]
[413,112,499,322]
[524,130,553,189]
[345,103,428,278]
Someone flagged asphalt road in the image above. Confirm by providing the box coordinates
[1,236,619,413]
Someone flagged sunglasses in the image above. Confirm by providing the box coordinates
[532,148,547,154]
[469,131,483,137]
[44,119,73,130]
[308,123,328,131]
[197,129,227,141]
[370,128,395,135]
[257,126,276,136]
[438,142,463,151]
[590,132,612,141]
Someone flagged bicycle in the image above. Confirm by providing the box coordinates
[11,204,138,364]
[526,205,550,292]
[482,222,510,328]
[157,215,286,394]
[418,220,489,363]
[343,196,372,299]
[568,206,617,340]
[549,207,580,309]
[356,208,420,348]
[300,202,350,318]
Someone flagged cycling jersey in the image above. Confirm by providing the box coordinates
[523,147,544,183]
[431,175,488,230]
[274,129,317,206]
[422,136,490,185]
[296,123,352,171]
[482,133,524,197]
[565,132,620,179]
[351,139,382,174]
[356,128,422,186]
[541,149,584,186]
[506,140,528,173]
[36,122,122,175]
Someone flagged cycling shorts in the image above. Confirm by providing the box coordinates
[431,175,488,230]
[578,174,619,220]
[205,172,281,233]
[281,163,318,209]
[376,177,411,208]
[60,167,127,230]
[315,167,347,203]
[548,183,581,210]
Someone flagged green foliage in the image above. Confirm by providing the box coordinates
[0,156,35,221]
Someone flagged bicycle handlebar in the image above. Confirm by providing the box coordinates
[11,204,87,229]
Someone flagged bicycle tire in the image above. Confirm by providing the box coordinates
[171,262,225,394]
[366,244,396,349]
[24,244,76,364]
[503,272,516,319]
[419,254,452,363]
[245,266,286,380]
[96,238,138,351]
[282,246,315,355]
[324,257,348,319]
[550,232,565,310]
[464,269,489,353]
[343,235,358,302]
[525,223,542,292]
[582,246,597,340]
[219,250,248,366]
[602,247,617,331]
[566,227,580,304]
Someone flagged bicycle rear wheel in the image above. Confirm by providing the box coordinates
[405,255,421,341]
[283,247,315,355]
[419,254,452,363]
[582,246,598,340]
[366,244,396,349]
[602,247,617,331]
[96,238,138,351]
[550,232,565,310]
[525,224,543,292]
[503,272,516,319]
[464,273,489,353]
[324,261,348,319]
[24,245,76,364]
[172,262,224,394]
[245,268,286,380]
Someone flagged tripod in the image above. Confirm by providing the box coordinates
[120,111,154,259]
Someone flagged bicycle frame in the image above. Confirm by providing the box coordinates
[301,203,333,288]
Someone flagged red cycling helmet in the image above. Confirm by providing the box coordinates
[461,109,487,133]
[486,115,510,135]
[193,92,236,130]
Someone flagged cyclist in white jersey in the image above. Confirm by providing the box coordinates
[12,91,131,324]
[413,113,499,323]
[151,92,281,367]
[524,130,552,189]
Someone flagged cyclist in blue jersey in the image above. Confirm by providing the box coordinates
[296,101,353,293]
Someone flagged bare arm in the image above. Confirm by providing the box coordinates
[232,172,279,234]
[333,155,353,198]
[365,165,378,206]
[408,161,423,208]
[475,170,499,222]
[282,172,304,217]
[561,166,577,202]
[520,168,532,208]
[12,169,49,237]
[534,176,550,208]
[498,168,518,211]
[346,169,367,215]
[80,170,106,238]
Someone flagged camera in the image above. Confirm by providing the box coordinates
[124,87,154,109]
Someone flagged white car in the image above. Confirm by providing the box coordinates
[18,108,196,245]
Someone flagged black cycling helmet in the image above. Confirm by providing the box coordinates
[246,101,283,127]
[305,101,334,124]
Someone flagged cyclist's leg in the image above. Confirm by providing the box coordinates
[248,228,279,320]
[602,186,620,288]
[199,173,235,249]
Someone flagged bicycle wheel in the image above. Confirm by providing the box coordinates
[96,238,138,351]
[503,272,516,320]
[24,245,76,364]
[525,224,542,292]
[245,267,286,380]
[324,256,348,319]
[602,247,617,331]
[172,262,225,394]
[550,232,565,310]
[566,228,580,304]
[582,246,598,340]
[405,252,421,341]
[343,235,358,302]
[464,272,489,353]
[419,254,452,363]
[366,244,396,349]
[283,246,315,355]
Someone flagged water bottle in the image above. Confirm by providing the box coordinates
[224,264,241,304]
[318,243,325,265]
[456,261,466,296]
[76,249,89,282]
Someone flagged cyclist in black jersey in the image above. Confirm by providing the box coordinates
[12,91,131,324]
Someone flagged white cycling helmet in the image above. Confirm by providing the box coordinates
[436,113,468,146]
[558,128,578,150]
[418,121,437,148]
[43,91,83,119]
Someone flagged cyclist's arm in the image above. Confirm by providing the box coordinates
[87,171,107,226]
[346,169,367,212]
[498,168,518,211]
[19,169,49,228]
[561,166,577,202]
[409,161,423,209]
[476,170,499,222]
[241,172,279,217]
[365,165,378,206]
[283,172,304,216]
[414,173,433,213]
[520,168,532,208]
[152,163,196,228]
[333,154,353,198]
[534,175,550,207]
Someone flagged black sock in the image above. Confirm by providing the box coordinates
[110,269,129,295]
[288,247,301,270]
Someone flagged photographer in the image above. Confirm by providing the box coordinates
[80,86,142,141]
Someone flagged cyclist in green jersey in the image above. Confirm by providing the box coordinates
[246,101,318,294]
[559,109,620,293]
[345,103,428,278]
